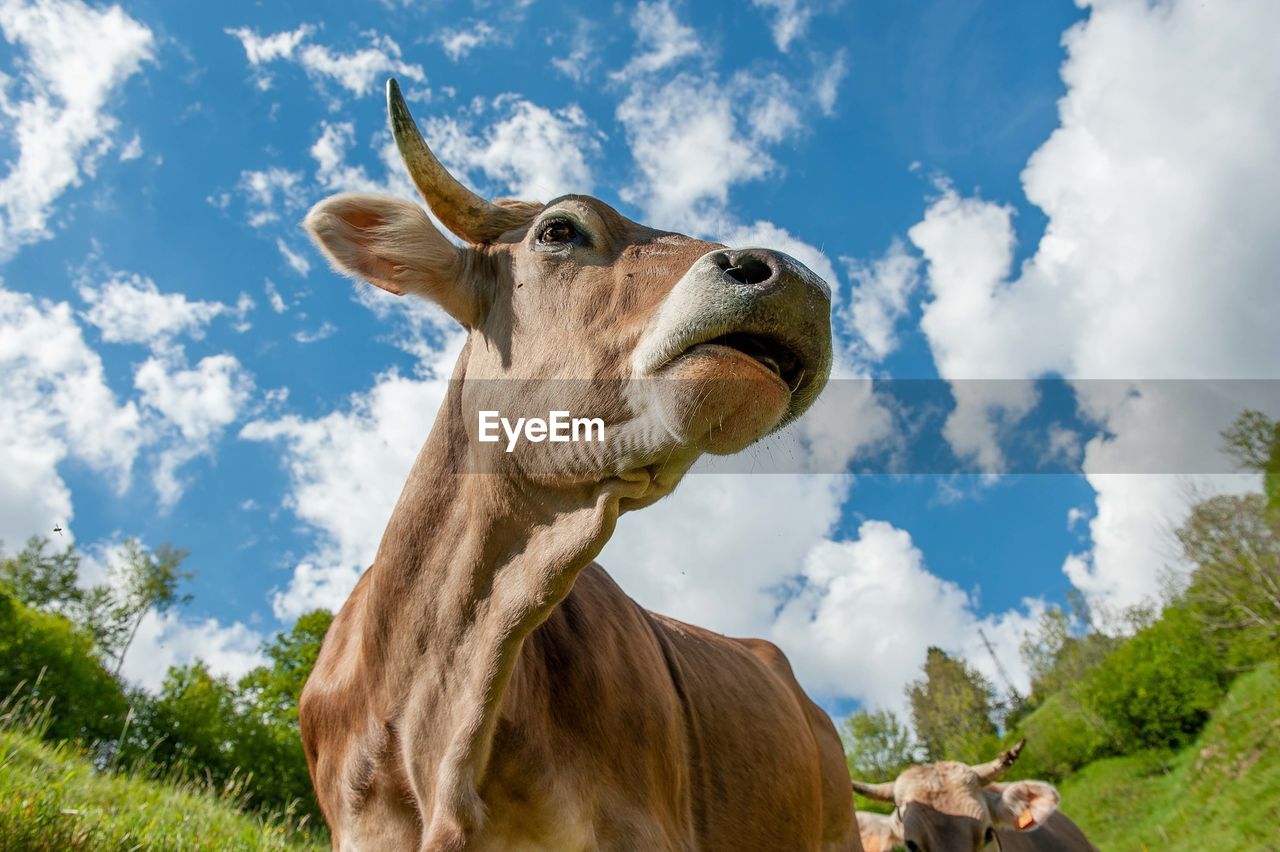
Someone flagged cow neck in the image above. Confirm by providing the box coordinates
[361,376,647,828]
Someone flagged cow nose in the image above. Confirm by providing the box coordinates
[710,249,780,289]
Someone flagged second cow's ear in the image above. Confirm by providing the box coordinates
[856,812,903,852]
[988,780,1060,832]
[305,192,482,328]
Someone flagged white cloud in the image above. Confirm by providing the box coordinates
[813,50,847,116]
[78,270,230,350]
[293,321,335,344]
[240,339,461,619]
[118,133,142,162]
[0,0,153,260]
[135,352,254,509]
[751,0,813,53]
[308,120,409,196]
[611,0,701,81]
[237,167,306,228]
[550,20,598,82]
[618,73,777,232]
[227,23,313,67]
[436,21,497,61]
[226,24,425,99]
[121,610,267,691]
[276,238,312,276]
[909,0,1280,610]
[842,239,921,363]
[264,278,288,313]
[0,285,142,546]
[772,522,973,708]
[427,97,599,200]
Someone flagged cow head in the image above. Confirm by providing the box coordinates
[851,741,1061,852]
[304,80,831,507]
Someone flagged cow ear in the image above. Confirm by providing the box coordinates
[305,192,480,327]
[856,812,903,851]
[988,781,1060,831]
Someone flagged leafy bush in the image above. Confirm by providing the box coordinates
[1006,692,1110,781]
[0,589,127,744]
[1080,605,1225,750]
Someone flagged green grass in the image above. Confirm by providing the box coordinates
[1060,660,1280,851]
[0,727,327,851]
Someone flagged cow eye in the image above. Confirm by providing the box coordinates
[537,219,578,246]
[905,841,921,852]
[984,827,996,845]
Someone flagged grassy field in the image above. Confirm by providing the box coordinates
[0,727,327,851]
[1061,660,1280,850]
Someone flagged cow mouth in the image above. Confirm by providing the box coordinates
[693,332,806,392]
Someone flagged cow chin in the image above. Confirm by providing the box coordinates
[651,348,791,455]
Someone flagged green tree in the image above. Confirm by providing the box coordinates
[907,647,1000,764]
[1222,409,1280,517]
[0,536,84,611]
[239,609,333,730]
[86,540,192,675]
[0,588,128,744]
[1080,604,1225,750]
[125,610,334,822]
[841,708,916,782]
[1019,604,1117,703]
[1177,493,1280,662]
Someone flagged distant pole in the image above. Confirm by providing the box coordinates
[978,628,1023,705]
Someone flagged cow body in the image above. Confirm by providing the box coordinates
[298,80,857,850]
[991,811,1095,852]
[306,563,855,850]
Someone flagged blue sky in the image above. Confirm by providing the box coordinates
[3,0,1276,713]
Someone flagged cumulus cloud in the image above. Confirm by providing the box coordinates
[842,239,921,364]
[136,352,254,509]
[610,0,701,82]
[772,520,1040,709]
[120,611,267,691]
[0,0,153,260]
[618,73,779,232]
[236,167,306,228]
[240,338,461,619]
[225,23,425,99]
[0,285,143,545]
[909,0,1280,610]
[435,21,498,61]
[276,238,312,277]
[813,50,848,116]
[751,0,814,53]
[426,97,600,200]
[78,269,231,350]
[550,20,599,83]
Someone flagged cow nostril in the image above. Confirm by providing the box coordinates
[720,251,775,287]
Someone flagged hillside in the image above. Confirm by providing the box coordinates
[0,728,326,851]
[1061,661,1280,850]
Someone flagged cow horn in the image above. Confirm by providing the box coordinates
[386,78,532,244]
[972,738,1026,784]
[851,779,897,803]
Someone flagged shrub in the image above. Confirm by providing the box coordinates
[1007,692,1111,781]
[1080,605,1225,751]
[0,589,128,745]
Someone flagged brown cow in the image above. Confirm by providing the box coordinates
[297,79,859,850]
[851,741,1096,852]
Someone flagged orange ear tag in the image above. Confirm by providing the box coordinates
[1016,811,1035,830]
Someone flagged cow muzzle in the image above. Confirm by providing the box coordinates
[631,247,833,453]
